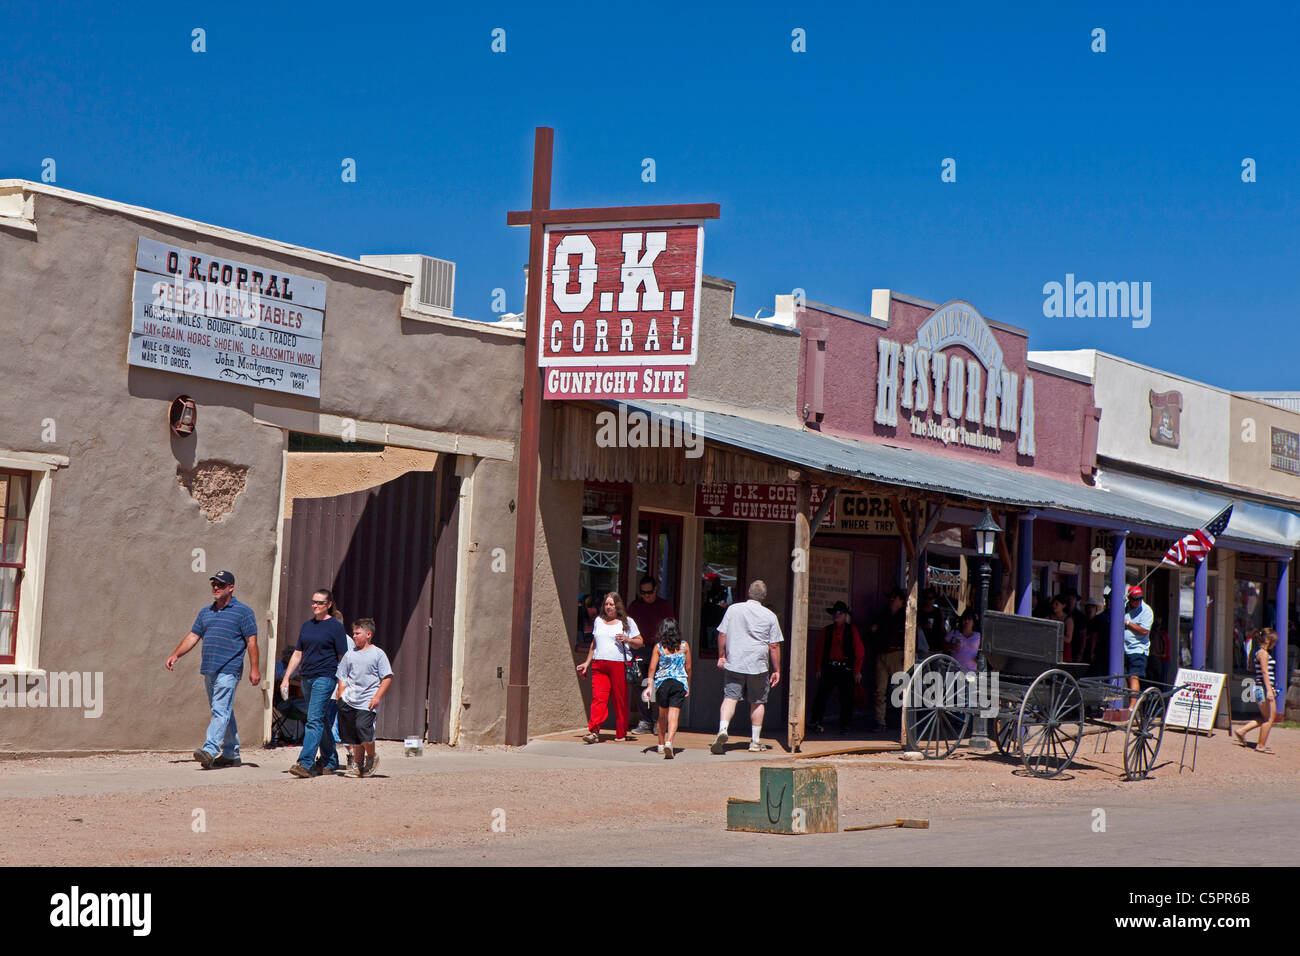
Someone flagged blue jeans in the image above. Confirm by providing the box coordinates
[327,698,340,748]
[298,676,339,770]
[202,672,240,760]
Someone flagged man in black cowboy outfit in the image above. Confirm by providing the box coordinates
[810,600,865,735]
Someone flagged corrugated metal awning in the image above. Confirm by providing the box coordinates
[619,400,1297,555]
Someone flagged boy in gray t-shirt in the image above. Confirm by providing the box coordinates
[335,618,393,777]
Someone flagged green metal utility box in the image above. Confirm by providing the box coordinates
[726,765,838,834]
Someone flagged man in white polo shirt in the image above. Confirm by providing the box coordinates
[711,579,784,754]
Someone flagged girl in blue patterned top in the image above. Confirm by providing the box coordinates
[1234,628,1278,754]
[646,618,691,759]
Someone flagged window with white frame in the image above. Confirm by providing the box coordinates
[0,454,59,670]
[0,470,29,664]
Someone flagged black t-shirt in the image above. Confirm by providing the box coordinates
[870,608,906,652]
[918,604,946,651]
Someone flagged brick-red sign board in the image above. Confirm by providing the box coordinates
[695,483,835,525]
[540,221,702,399]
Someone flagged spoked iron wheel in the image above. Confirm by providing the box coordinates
[1017,669,1085,778]
[995,713,1021,757]
[1124,687,1166,781]
[903,654,973,759]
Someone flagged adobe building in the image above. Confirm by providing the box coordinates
[0,181,543,751]
[528,281,1294,746]
[1030,350,1299,717]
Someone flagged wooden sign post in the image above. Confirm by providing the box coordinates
[504,128,719,745]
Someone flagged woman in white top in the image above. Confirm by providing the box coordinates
[576,592,642,743]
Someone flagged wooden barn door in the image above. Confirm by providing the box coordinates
[279,464,460,741]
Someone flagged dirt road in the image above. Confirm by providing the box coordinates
[1,726,1294,867]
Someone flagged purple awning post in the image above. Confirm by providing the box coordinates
[1110,531,1128,678]
[1016,515,1035,616]
[1275,559,1289,715]
[1192,557,1208,669]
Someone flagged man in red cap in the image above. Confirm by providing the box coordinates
[1123,585,1154,696]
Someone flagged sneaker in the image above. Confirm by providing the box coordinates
[289,763,313,778]
[710,731,728,755]
[664,743,674,760]
[748,740,764,753]
[193,748,216,769]
[308,764,324,777]
[348,760,365,778]
[633,721,653,735]
[346,753,355,771]
[212,755,241,768]
[582,732,599,744]
[656,744,664,753]
[361,755,379,777]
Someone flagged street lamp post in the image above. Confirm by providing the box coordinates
[969,508,1003,752]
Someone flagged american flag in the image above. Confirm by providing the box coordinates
[1161,505,1233,567]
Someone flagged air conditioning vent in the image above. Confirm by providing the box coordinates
[360,254,455,316]
[418,256,455,313]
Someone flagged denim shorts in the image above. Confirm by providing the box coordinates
[1124,653,1148,677]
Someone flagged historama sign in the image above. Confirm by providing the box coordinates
[873,300,1036,457]
[539,220,704,400]
[128,236,326,397]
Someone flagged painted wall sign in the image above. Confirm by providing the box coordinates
[873,301,1035,457]
[827,493,909,536]
[808,548,854,628]
[695,483,833,525]
[1270,426,1300,476]
[539,220,703,399]
[128,237,325,397]
[1148,389,1182,448]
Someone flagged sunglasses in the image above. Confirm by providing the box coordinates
[640,588,654,595]
[210,581,231,589]
[311,600,328,605]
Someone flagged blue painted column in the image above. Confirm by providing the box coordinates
[1275,559,1289,713]
[1016,515,1035,616]
[1109,531,1128,676]
[1192,557,1208,669]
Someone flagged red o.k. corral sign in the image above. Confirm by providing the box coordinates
[540,220,703,399]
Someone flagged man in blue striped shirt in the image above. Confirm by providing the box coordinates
[165,570,261,768]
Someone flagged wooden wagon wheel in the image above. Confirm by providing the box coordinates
[995,713,1020,757]
[903,654,972,759]
[1016,669,1085,778]
[1124,687,1166,781]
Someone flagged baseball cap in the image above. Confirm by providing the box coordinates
[827,600,850,616]
[210,570,235,586]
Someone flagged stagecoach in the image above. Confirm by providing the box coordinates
[901,611,1203,779]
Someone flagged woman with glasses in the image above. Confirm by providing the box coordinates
[280,589,349,776]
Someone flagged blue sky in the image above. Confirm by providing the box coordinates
[3,1,1297,388]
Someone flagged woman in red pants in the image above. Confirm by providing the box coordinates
[576,592,642,742]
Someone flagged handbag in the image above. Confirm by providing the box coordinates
[626,655,643,684]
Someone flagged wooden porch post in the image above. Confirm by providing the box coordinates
[789,480,812,752]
